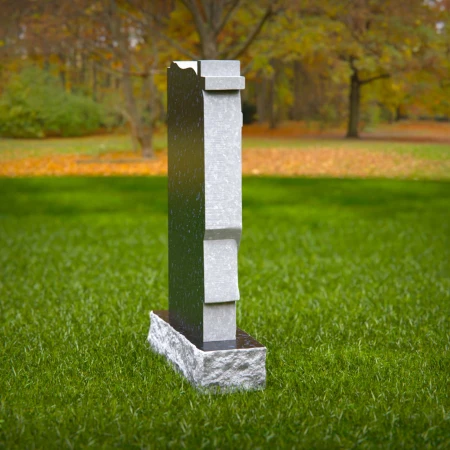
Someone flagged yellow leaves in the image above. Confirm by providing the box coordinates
[251,55,272,75]
[154,73,166,92]
[48,54,60,65]
[0,152,168,177]
[278,83,293,108]
[380,54,391,65]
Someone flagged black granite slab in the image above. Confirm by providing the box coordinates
[153,310,265,352]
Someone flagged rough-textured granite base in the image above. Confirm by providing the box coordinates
[148,311,266,392]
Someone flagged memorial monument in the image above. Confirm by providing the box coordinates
[148,60,266,391]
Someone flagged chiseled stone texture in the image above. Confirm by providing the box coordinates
[148,311,266,392]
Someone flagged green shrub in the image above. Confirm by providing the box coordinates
[0,67,104,138]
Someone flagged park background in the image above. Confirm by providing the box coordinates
[0,0,449,448]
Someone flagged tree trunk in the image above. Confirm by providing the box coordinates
[256,78,269,123]
[58,54,66,91]
[268,71,277,129]
[395,105,407,122]
[109,0,153,159]
[92,61,97,101]
[292,60,303,121]
[104,72,111,88]
[201,33,219,59]
[80,52,86,86]
[346,71,361,138]
[185,1,222,59]
[268,60,280,129]
[133,73,157,160]
[139,128,153,159]
[121,70,154,158]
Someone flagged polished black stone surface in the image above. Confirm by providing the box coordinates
[153,310,265,352]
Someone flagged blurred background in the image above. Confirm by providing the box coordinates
[0,0,449,176]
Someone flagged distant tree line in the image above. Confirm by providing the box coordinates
[0,0,448,156]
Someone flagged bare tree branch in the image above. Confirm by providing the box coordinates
[214,0,241,37]
[125,0,199,59]
[224,2,275,60]
[153,26,199,60]
[180,0,209,44]
[360,73,390,84]
[199,0,210,22]
[94,58,163,78]
[179,0,195,11]
[349,55,357,73]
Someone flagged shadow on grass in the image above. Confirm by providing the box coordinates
[0,176,168,217]
[243,177,450,218]
[0,176,449,218]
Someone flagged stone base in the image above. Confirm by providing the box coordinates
[148,311,266,392]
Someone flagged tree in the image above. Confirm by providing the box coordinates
[106,0,155,157]
[135,0,278,64]
[1,0,448,145]
[323,0,441,137]
[67,0,165,157]
[179,0,276,60]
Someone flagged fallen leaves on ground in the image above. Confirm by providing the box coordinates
[0,147,447,179]
[243,120,450,143]
[242,147,448,178]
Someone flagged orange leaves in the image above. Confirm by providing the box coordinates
[1,147,447,180]
[242,148,447,179]
[0,152,168,177]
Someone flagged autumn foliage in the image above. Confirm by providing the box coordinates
[0,0,449,158]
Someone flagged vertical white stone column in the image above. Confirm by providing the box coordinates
[167,60,245,342]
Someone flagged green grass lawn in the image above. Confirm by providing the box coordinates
[1,176,449,448]
[0,134,167,161]
[1,132,449,162]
